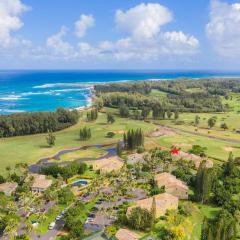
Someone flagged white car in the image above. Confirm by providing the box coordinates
[86,217,94,223]
[48,222,55,230]
[56,215,62,221]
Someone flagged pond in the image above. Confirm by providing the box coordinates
[29,143,119,173]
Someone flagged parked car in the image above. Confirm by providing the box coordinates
[48,222,56,230]
[86,217,94,223]
[56,215,62,221]
[88,213,96,218]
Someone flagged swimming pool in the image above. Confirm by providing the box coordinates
[72,180,89,186]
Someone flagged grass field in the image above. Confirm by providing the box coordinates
[49,147,107,163]
[154,132,240,161]
[0,112,155,174]
[1,96,240,174]
[152,91,240,138]
[190,204,221,239]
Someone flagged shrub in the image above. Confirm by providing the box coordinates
[137,146,145,153]
[106,131,115,138]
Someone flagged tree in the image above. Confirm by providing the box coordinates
[208,117,216,129]
[220,123,228,130]
[195,115,200,126]
[123,129,144,150]
[87,108,98,121]
[133,110,142,120]
[79,127,91,140]
[58,188,76,205]
[141,107,151,120]
[116,142,123,156]
[0,175,5,184]
[119,104,129,118]
[174,111,179,120]
[167,110,173,119]
[64,202,84,239]
[195,161,214,203]
[128,207,153,231]
[106,132,115,138]
[189,145,207,157]
[201,210,237,240]
[46,131,56,147]
[107,113,115,124]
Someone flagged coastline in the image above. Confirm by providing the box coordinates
[1,73,240,115]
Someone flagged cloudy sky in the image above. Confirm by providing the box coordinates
[1,0,240,70]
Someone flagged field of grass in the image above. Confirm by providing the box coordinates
[1,93,240,174]
[190,204,221,239]
[159,93,240,139]
[154,132,240,161]
[0,111,155,174]
[150,89,168,98]
[50,147,107,163]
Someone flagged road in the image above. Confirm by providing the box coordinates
[30,219,64,240]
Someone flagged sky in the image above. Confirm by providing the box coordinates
[1,0,240,70]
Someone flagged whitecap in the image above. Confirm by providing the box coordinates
[0,94,28,101]
[33,82,95,89]
[0,109,25,113]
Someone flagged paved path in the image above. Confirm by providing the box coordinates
[83,231,105,240]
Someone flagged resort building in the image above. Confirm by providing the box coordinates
[155,172,189,200]
[92,156,124,174]
[115,229,140,240]
[27,174,53,192]
[0,182,18,196]
[171,150,213,169]
[127,192,178,218]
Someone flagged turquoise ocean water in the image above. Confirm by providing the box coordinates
[0,70,239,115]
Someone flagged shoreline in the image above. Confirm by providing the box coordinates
[1,76,240,115]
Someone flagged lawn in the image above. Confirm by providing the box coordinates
[0,111,156,174]
[52,147,107,162]
[154,132,240,162]
[150,93,240,142]
[150,89,168,98]
[189,204,221,240]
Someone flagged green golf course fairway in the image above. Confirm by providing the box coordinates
[0,112,155,174]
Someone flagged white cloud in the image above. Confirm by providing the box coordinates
[46,26,76,58]
[75,14,95,38]
[115,3,172,39]
[0,0,29,47]
[91,3,199,61]
[206,0,240,57]
[71,3,198,61]
[0,2,199,64]
[162,31,199,55]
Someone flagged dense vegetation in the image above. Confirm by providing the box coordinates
[0,108,79,137]
[41,162,87,180]
[196,153,240,239]
[94,78,240,113]
[123,128,144,150]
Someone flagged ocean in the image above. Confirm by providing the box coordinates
[0,70,239,115]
